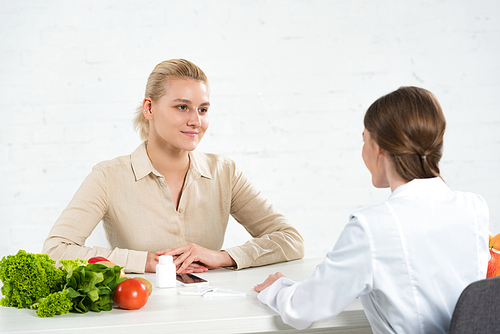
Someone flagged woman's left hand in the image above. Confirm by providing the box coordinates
[254,272,286,293]
[158,243,236,273]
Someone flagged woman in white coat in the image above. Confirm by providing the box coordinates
[254,86,489,334]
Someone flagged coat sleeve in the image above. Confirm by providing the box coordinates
[257,214,374,329]
[224,162,305,269]
[42,164,147,273]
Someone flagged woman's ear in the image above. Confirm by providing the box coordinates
[377,146,391,167]
[375,144,389,169]
[378,145,387,157]
[142,98,153,121]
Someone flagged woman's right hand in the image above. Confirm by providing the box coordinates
[145,252,209,273]
[145,252,159,273]
[157,243,234,273]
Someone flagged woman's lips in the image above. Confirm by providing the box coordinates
[181,131,198,137]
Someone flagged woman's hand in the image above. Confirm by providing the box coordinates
[145,252,208,273]
[157,243,236,273]
[175,260,209,273]
[254,272,285,293]
[145,252,159,273]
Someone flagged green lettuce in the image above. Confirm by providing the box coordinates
[31,290,73,318]
[64,263,125,313]
[0,250,65,308]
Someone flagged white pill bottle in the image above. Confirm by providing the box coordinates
[156,255,177,288]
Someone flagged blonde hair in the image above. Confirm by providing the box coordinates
[133,59,208,141]
[364,86,446,182]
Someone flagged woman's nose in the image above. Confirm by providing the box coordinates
[188,111,202,126]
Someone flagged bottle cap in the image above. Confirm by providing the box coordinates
[159,255,173,265]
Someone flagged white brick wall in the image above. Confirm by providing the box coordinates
[1,0,499,260]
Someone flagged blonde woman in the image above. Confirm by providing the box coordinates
[43,59,304,274]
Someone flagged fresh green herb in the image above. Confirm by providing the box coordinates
[59,258,88,272]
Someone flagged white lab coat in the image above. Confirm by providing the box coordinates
[258,177,489,333]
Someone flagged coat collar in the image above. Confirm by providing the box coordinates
[389,177,450,199]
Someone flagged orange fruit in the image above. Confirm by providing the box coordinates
[133,277,153,296]
[487,249,500,278]
[491,233,500,251]
[489,232,494,248]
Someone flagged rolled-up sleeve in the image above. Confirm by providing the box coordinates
[225,162,305,269]
[42,164,148,273]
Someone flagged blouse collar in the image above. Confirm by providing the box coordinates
[131,142,212,181]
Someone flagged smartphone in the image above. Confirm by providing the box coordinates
[176,273,209,286]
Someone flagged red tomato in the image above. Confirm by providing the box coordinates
[114,278,149,310]
[88,256,109,263]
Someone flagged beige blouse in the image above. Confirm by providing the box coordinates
[42,142,304,273]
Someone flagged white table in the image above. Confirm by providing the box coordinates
[0,258,372,334]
